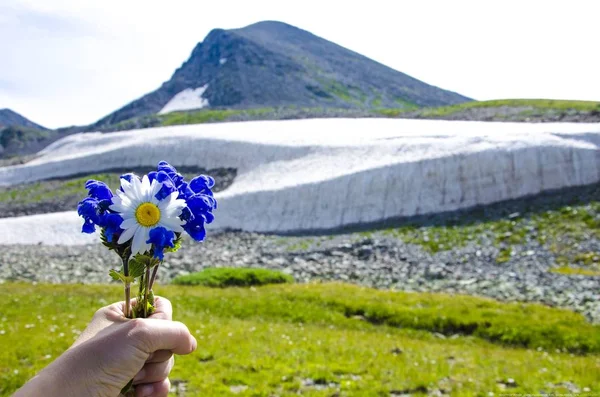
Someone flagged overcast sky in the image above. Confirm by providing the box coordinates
[1,0,598,129]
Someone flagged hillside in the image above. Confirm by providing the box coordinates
[0,109,56,158]
[91,99,600,132]
[93,20,470,127]
[399,98,600,122]
[0,108,47,130]
[2,99,599,160]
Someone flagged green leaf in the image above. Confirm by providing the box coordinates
[128,257,146,278]
[109,268,121,281]
[165,234,183,253]
[108,269,135,284]
[135,254,154,263]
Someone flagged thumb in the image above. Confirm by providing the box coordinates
[129,318,197,355]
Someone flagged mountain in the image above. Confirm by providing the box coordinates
[94,21,470,127]
[0,109,56,158]
[0,108,47,130]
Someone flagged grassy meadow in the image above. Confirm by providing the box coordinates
[0,282,598,396]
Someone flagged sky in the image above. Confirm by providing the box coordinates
[1,0,599,129]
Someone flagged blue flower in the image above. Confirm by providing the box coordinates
[148,161,217,243]
[182,193,217,241]
[77,197,101,234]
[78,161,216,260]
[101,213,124,243]
[146,227,176,260]
[157,161,184,187]
[154,171,178,201]
[84,180,113,201]
[77,179,123,239]
[189,175,215,196]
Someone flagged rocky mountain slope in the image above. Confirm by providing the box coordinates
[94,20,470,127]
[0,109,57,158]
[0,108,47,130]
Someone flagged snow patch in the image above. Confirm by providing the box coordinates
[1,118,600,245]
[158,85,209,115]
[0,212,99,245]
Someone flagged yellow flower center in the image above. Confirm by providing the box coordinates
[135,202,161,227]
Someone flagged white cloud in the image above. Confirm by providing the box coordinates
[0,0,599,128]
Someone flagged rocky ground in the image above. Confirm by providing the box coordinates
[402,106,600,123]
[93,106,600,133]
[1,228,599,324]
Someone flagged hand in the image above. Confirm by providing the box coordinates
[14,297,197,397]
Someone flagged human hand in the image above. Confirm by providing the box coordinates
[14,297,196,397]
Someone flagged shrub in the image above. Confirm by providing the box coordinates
[171,267,294,287]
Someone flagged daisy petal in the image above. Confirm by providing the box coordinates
[141,174,150,194]
[130,175,143,201]
[117,225,138,244]
[158,218,185,233]
[131,226,148,255]
[120,218,138,229]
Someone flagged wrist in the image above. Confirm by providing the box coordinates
[15,347,100,397]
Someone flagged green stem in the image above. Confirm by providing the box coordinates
[122,256,131,319]
[143,266,150,318]
[148,263,159,291]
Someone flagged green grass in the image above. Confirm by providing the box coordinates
[160,108,274,126]
[172,268,294,287]
[551,267,600,276]
[0,283,599,396]
[373,108,410,117]
[0,173,122,205]
[91,98,600,135]
[160,109,240,126]
[0,126,52,149]
[573,252,600,266]
[0,170,203,208]
[418,99,600,118]
[369,99,600,121]
[394,97,419,109]
[378,200,600,267]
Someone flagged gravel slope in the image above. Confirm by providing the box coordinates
[1,229,598,324]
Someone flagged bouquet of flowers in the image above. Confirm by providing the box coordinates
[76,161,217,393]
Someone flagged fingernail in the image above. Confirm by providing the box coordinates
[138,384,154,396]
[192,336,198,351]
[133,368,146,382]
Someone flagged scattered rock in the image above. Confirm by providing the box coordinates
[229,385,248,394]
[0,227,598,323]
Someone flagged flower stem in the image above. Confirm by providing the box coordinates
[122,256,131,318]
[143,266,150,318]
[148,263,159,291]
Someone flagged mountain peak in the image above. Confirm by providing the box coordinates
[95,21,470,126]
[235,20,303,33]
[0,108,47,130]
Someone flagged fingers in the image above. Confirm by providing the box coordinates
[149,297,172,321]
[130,318,197,355]
[135,378,171,397]
[103,296,172,321]
[133,356,174,385]
[146,350,173,364]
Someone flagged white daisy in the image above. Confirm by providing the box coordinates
[109,175,186,255]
